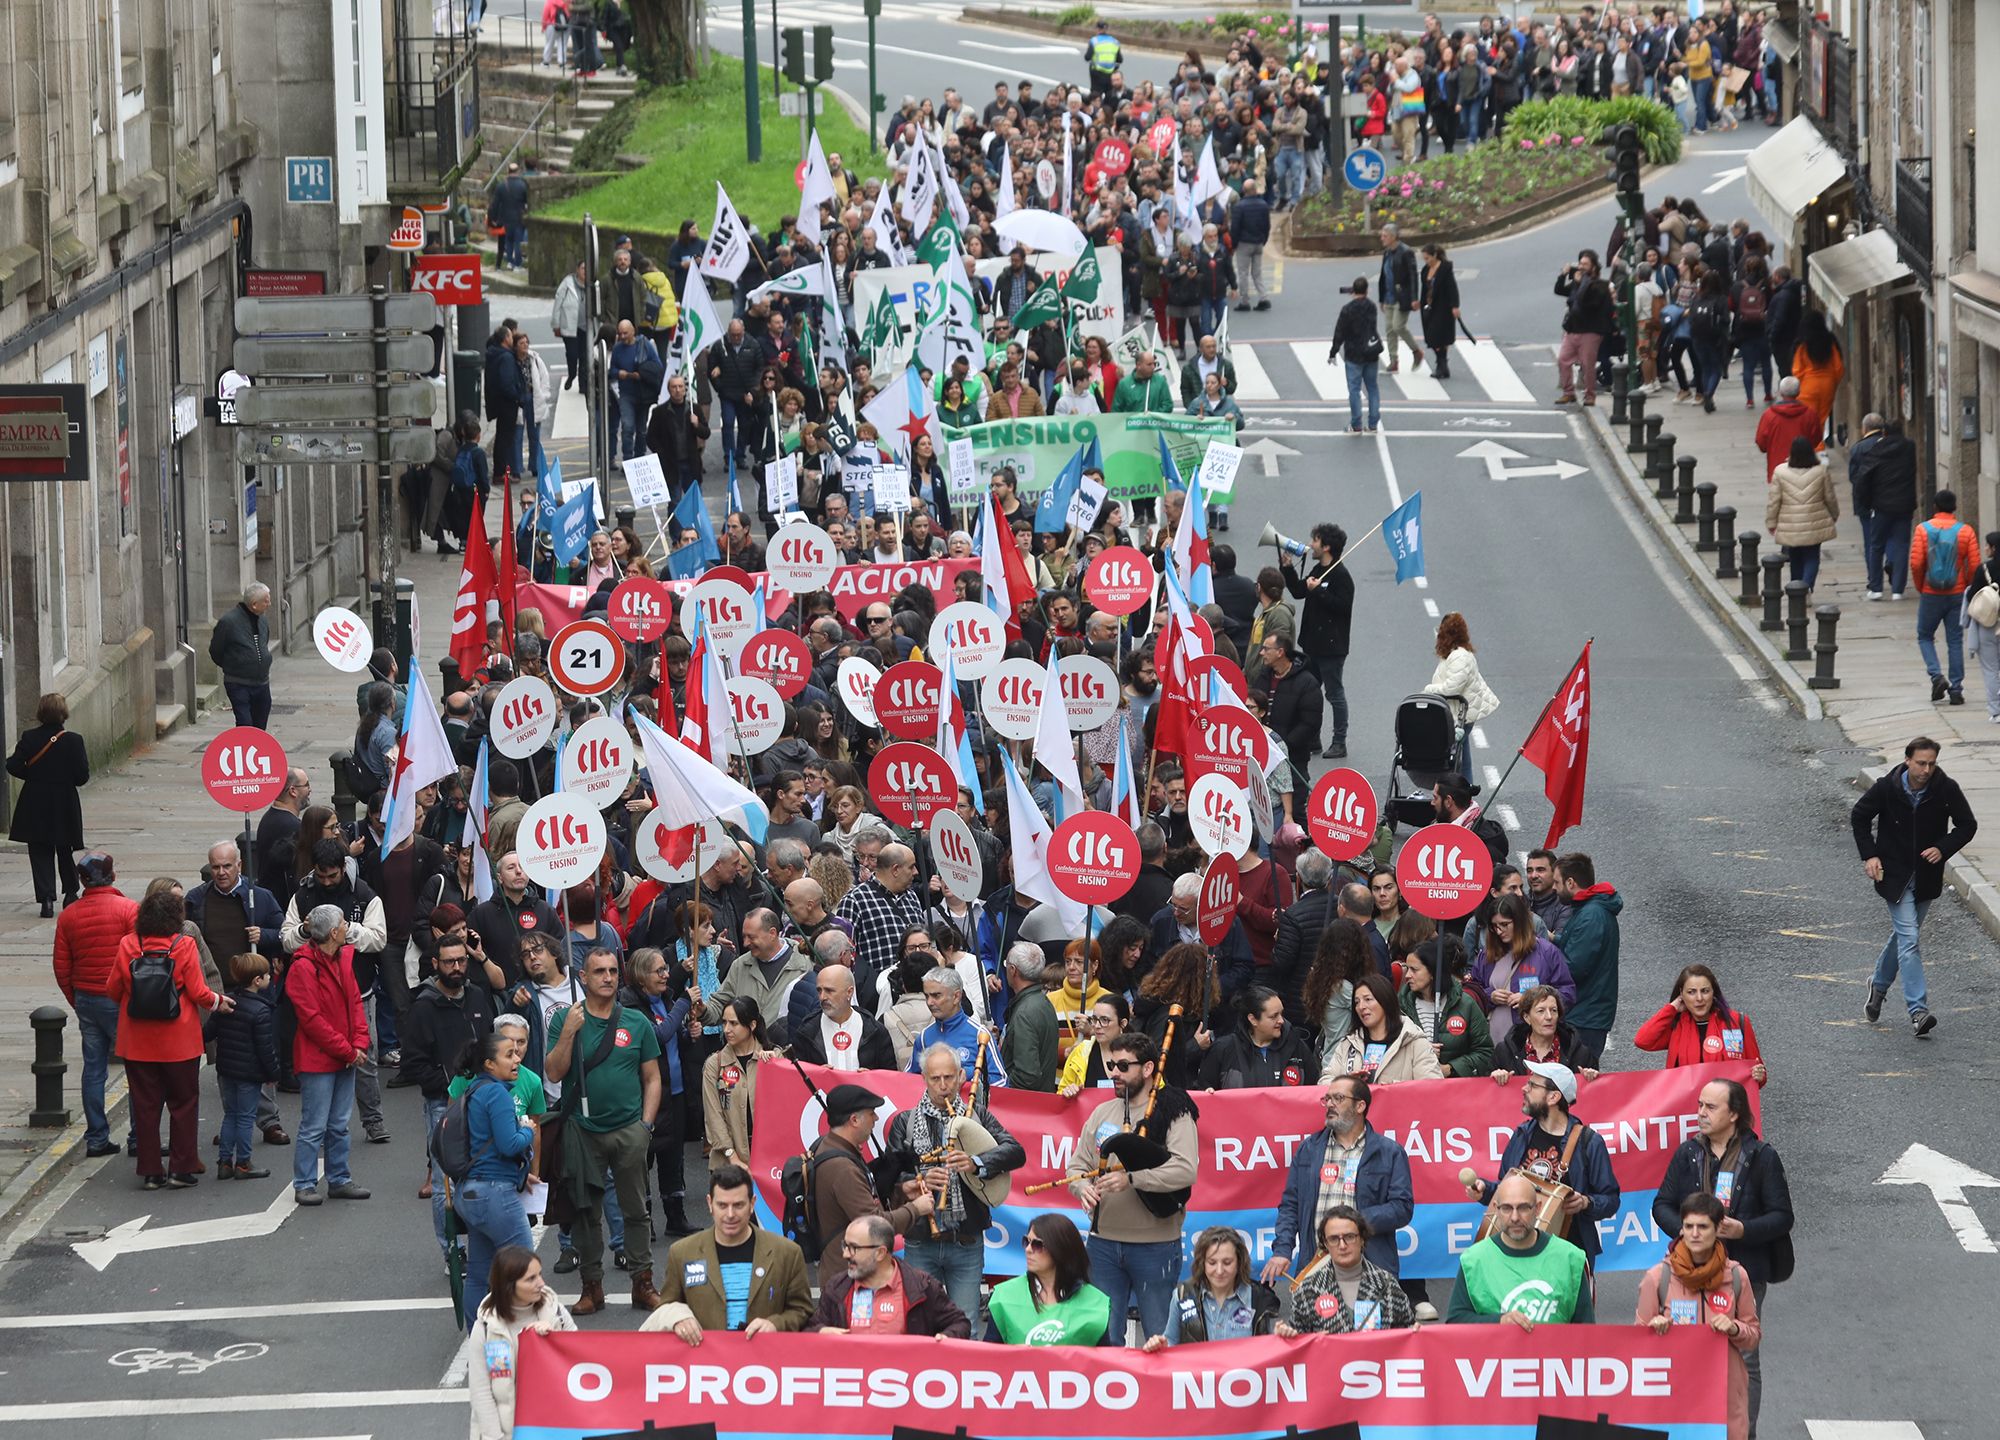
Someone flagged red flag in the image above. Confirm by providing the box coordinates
[679,631,712,759]
[1518,641,1591,849]
[498,475,520,653]
[450,496,499,681]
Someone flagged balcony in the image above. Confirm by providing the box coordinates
[1895,157,1933,278]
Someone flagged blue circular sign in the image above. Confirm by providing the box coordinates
[1344,148,1389,193]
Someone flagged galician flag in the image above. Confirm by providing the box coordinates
[380,664,458,859]
[462,740,495,904]
[1110,711,1144,831]
[977,491,1034,643]
[633,711,770,868]
[1171,462,1214,606]
[860,366,940,462]
[1000,748,1085,931]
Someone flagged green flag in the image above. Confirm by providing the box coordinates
[861,286,900,356]
[1060,247,1102,305]
[916,210,962,271]
[1010,274,1063,331]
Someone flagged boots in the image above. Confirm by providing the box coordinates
[631,1273,663,1312]
[659,1197,694,1238]
[570,1279,608,1316]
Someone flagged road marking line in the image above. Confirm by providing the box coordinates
[1387,366,1449,403]
[1483,766,1502,788]
[1242,404,1556,415]
[830,35,1062,86]
[1229,344,1280,401]
[439,1333,475,1389]
[1471,726,1490,749]
[959,40,1079,54]
[1497,805,1520,831]
[0,1298,456,1330]
[1456,340,1538,404]
[1423,599,1440,618]
[1371,421,1403,507]
[1413,575,1428,589]
[0,1392,466,1423]
[1375,429,1571,439]
[1288,341,1349,400]
[1804,1425,1926,1440]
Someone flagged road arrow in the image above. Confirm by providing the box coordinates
[1877,1143,2000,1254]
[1704,165,1748,195]
[1241,436,1300,477]
[1455,440,1587,482]
[73,1184,299,1271]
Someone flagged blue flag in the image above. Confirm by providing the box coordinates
[670,480,721,578]
[726,451,744,518]
[537,458,564,523]
[551,486,594,565]
[1035,445,1086,533]
[1157,431,1185,492]
[1383,492,1425,583]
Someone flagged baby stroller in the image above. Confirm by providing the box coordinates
[1385,692,1477,830]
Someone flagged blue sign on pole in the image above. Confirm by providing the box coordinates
[1343,148,1389,193]
[285,157,334,205]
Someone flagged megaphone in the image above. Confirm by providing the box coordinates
[1260,522,1309,561]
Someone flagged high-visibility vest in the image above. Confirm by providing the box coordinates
[1089,34,1119,72]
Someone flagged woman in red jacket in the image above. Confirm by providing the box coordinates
[108,889,231,1190]
[1633,964,1767,1083]
[287,904,373,1204]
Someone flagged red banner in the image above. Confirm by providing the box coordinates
[517,557,977,634]
[514,1328,1728,1439]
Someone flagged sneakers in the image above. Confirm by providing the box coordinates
[166,1173,199,1188]
[1893,592,1906,600]
[554,1250,581,1275]
[1913,1009,1938,1037]
[1254,299,1271,311]
[1413,1301,1440,1323]
[232,1162,271,1180]
[1866,591,1883,601]
[382,1049,402,1068]
[1865,984,1886,1022]
[294,1187,323,1206]
[327,1182,372,1200]
[365,1128,392,1144]
[1932,674,1949,702]
[142,1174,167,1191]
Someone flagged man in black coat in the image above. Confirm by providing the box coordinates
[1269,851,1335,1027]
[706,318,765,468]
[1255,633,1324,811]
[1850,736,1977,1034]
[1848,412,1919,599]
[208,584,274,731]
[483,323,525,484]
[787,963,897,1070]
[1112,822,1175,924]
[1279,523,1355,759]
[1766,266,1805,375]
[1211,545,1260,652]
[398,935,495,1256]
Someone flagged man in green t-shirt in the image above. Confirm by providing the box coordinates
[546,947,662,1317]
[1446,1173,1595,1328]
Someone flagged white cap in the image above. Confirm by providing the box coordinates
[1524,1060,1578,1105]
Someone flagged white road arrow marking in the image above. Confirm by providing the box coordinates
[1876,1143,2000,1254]
[1455,440,1586,482]
[1704,165,1748,194]
[73,1184,299,1271]
[1241,436,1301,477]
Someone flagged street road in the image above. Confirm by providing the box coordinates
[0,31,1992,1440]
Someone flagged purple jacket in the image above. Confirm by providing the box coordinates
[1462,935,1577,1014]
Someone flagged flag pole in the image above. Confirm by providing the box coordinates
[1325,517,1388,572]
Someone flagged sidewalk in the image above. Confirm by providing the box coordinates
[1580,382,2000,936]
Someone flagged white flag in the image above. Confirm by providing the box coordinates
[915,232,980,380]
[746,265,829,304]
[701,182,752,283]
[999,749,1084,931]
[817,249,848,367]
[799,129,837,244]
[1191,135,1226,207]
[866,183,904,265]
[1033,660,1084,815]
[1212,303,1230,360]
[994,141,1016,222]
[669,275,726,381]
[931,130,970,230]
[1060,111,1074,218]
[900,141,937,234]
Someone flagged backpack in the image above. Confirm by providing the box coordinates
[779,1141,869,1263]
[1688,296,1728,344]
[1926,521,1966,590]
[1735,282,1767,328]
[451,444,480,493]
[428,1087,481,1183]
[127,939,183,1022]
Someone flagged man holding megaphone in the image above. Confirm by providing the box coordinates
[1275,524,1355,760]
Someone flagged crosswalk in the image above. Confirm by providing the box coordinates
[1224,338,1543,408]
[706,1,938,23]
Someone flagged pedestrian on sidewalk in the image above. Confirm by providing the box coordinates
[1911,491,1979,705]
[1964,534,2000,721]
[552,262,587,392]
[8,691,89,915]
[54,854,137,1156]
[1847,413,1918,600]
[1229,181,1273,311]
[540,0,569,67]
[1850,736,1977,1037]
[1553,250,1614,406]
[1753,376,1819,481]
[1790,310,1845,446]
[1731,256,1774,407]
[489,163,529,272]
[1764,437,1838,590]
[207,583,273,730]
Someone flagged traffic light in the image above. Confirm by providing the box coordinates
[1607,123,1642,194]
[813,24,835,83]
[781,26,806,85]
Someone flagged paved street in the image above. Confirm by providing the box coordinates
[1,22,1996,1440]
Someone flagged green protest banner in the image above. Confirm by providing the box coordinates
[940,412,1237,501]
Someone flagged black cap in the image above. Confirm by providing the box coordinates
[78,852,115,887]
[825,1083,886,1124]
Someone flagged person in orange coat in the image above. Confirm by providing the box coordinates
[1788,311,1845,446]
[1632,964,1767,1083]
[1638,1192,1762,1440]
[107,888,231,1189]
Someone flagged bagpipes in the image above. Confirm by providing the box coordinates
[1026,1004,1184,1217]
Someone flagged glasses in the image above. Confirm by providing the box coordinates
[840,1241,886,1254]
[1105,1060,1141,1073]
[1324,1232,1363,1247]
[1022,1236,1048,1252]
[1088,1014,1116,1025]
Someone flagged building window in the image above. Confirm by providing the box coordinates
[1910,4,1930,152]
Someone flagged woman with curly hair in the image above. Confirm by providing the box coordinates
[1134,941,1219,1089]
[1301,917,1378,1063]
[1423,612,1499,781]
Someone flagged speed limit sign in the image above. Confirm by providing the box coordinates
[548,618,626,697]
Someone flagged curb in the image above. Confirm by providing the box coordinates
[1577,404,1823,723]
[0,1074,128,1242]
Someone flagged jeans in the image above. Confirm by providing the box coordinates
[1691,339,1727,400]
[73,993,125,1148]
[1786,544,1823,589]
[1871,880,1932,1017]
[425,1096,450,1254]
[1198,297,1227,340]
[1306,652,1348,746]
[501,223,526,269]
[1692,77,1714,129]
[1917,591,1965,691]
[1458,99,1483,144]
[616,392,642,460]
[224,681,273,731]
[523,418,546,483]
[905,1235,987,1336]
[457,1178,535,1328]
[1086,1235,1181,1345]
[1303,146,1327,198]
[570,1122,652,1284]
[1869,511,1912,594]
[1738,333,1773,401]
[1746,1278,1768,1436]
[1272,147,1304,207]
[1972,619,2000,718]
[1344,359,1380,430]
[219,1078,263,1165]
[294,1067,356,1192]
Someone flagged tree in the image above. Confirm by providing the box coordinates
[629,0,698,84]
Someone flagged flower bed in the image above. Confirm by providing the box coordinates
[1041,7,1335,47]
[1293,134,1606,240]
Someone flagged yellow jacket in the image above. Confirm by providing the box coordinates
[642,268,680,329]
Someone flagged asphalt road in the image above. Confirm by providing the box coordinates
[0,40,1993,1440]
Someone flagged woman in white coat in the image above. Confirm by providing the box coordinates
[512,330,556,482]
[469,1245,575,1439]
[1424,612,1499,782]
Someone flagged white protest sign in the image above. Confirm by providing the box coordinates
[312,607,373,672]
[1035,160,1058,199]
[766,455,799,514]
[873,465,911,514]
[947,438,979,508]
[1198,440,1245,500]
[1066,474,1108,531]
[621,453,671,510]
[515,793,607,889]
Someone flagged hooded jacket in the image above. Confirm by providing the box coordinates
[1555,886,1623,1031]
[468,1289,576,1440]
[401,978,498,1099]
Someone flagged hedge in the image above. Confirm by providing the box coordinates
[1502,95,1684,166]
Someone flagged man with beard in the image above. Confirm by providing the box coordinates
[1460,1062,1619,1273]
[808,1214,971,1336]
[399,935,495,1257]
[1278,523,1355,759]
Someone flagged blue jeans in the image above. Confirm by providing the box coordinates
[219,1078,263,1164]
[1869,511,1912,594]
[1086,1234,1181,1345]
[523,418,546,483]
[425,1096,450,1255]
[1459,99,1483,143]
[375,991,399,1054]
[224,681,272,730]
[1692,77,1714,129]
[1345,359,1380,430]
[74,993,126,1149]
[1787,544,1823,589]
[1871,880,1932,1016]
[1737,333,1773,402]
[616,392,641,459]
[1917,592,1965,691]
[1273,148,1304,206]
[457,1178,535,1328]
[294,1068,356,1192]
[1691,339,1726,399]
[905,1235,987,1336]
[502,223,526,269]
[720,397,743,459]
[1198,297,1227,340]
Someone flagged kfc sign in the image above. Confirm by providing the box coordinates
[409,253,483,304]
[1048,812,1141,906]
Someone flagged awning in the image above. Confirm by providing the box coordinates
[1745,115,1849,233]
[1808,229,1917,324]
[1766,20,1801,64]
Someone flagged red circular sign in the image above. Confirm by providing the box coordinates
[704,564,756,593]
[1446,1015,1468,1036]
[1093,138,1132,176]
[549,617,626,697]
[1085,546,1152,616]
[867,743,957,828]
[1395,822,1496,920]
[1187,654,1248,703]
[1307,767,1379,863]
[739,629,814,698]
[1047,812,1141,906]
[1187,704,1271,790]
[201,726,288,812]
[876,660,943,741]
[607,577,672,644]
[1196,853,1238,946]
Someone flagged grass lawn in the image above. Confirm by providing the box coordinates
[545,56,887,234]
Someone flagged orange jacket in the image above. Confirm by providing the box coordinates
[1910,512,1978,595]
[53,887,138,1001]
[106,933,217,1063]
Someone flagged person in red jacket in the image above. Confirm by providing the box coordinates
[106,888,230,1189]
[1752,375,1819,481]
[287,904,373,1205]
[1632,964,1767,1084]
[53,852,139,1158]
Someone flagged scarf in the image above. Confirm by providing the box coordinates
[916,1093,967,1228]
[1666,1237,1729,1294]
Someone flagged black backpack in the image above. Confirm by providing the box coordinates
[127,939,182,1022]
[779,1142,868,1263]
[1689,296,1728,344]
[428,1078,499,1184]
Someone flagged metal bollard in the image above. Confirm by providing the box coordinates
[1646,431,1677,491]
[1738,531,1762,606]
[329,749,359,828]
[1810,605,1842,689]
[1760,554,1786,631]
[1715,507,1738,578]
[1626,394,1651,452]
[1695,482,1718,549]
[1785,580,1811,660]
[1609,360,1631,425]
[30,1006,70,1128]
